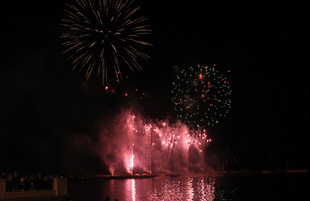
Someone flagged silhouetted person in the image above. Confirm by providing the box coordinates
[66,194,73,201]
[6,173,13,192]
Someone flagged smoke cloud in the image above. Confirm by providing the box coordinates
[93,108,212,175]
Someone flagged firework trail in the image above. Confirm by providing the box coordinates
[61,0,152,85]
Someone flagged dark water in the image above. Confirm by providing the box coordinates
[68,173,308,201]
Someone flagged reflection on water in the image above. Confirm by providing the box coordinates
[114,177,215,201]
[149,177,215,201]
[131,179,136,201]
[68,176,222,201]
[68,174,309,201]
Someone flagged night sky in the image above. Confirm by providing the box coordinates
[0,1,307,174]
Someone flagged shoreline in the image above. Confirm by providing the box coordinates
[68,169,308,181]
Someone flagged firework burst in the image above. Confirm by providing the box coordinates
[172,64,232,127]
[61,0,152,84]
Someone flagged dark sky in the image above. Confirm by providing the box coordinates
[0,1,307,173]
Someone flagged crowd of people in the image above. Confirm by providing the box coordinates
[1,172,117,200]
[2,171,54,192]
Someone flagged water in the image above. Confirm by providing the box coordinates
[68,173,308,201]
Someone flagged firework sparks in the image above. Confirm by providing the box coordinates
[125,112,211,174]
[172,64,232,127]
[97,110,211,175]
[61,0,152,84]
[131,153,134,173]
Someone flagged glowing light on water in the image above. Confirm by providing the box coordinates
[131,179,136,201]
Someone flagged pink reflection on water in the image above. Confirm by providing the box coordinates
[98,177,215,200]
[131,179,136,201]
[198,177,215,201]
[188,178,194,200]
[149,177,215,201]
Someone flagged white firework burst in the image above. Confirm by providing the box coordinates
[61,0,152,84]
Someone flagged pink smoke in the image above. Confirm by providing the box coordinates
[95,109,211,175]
